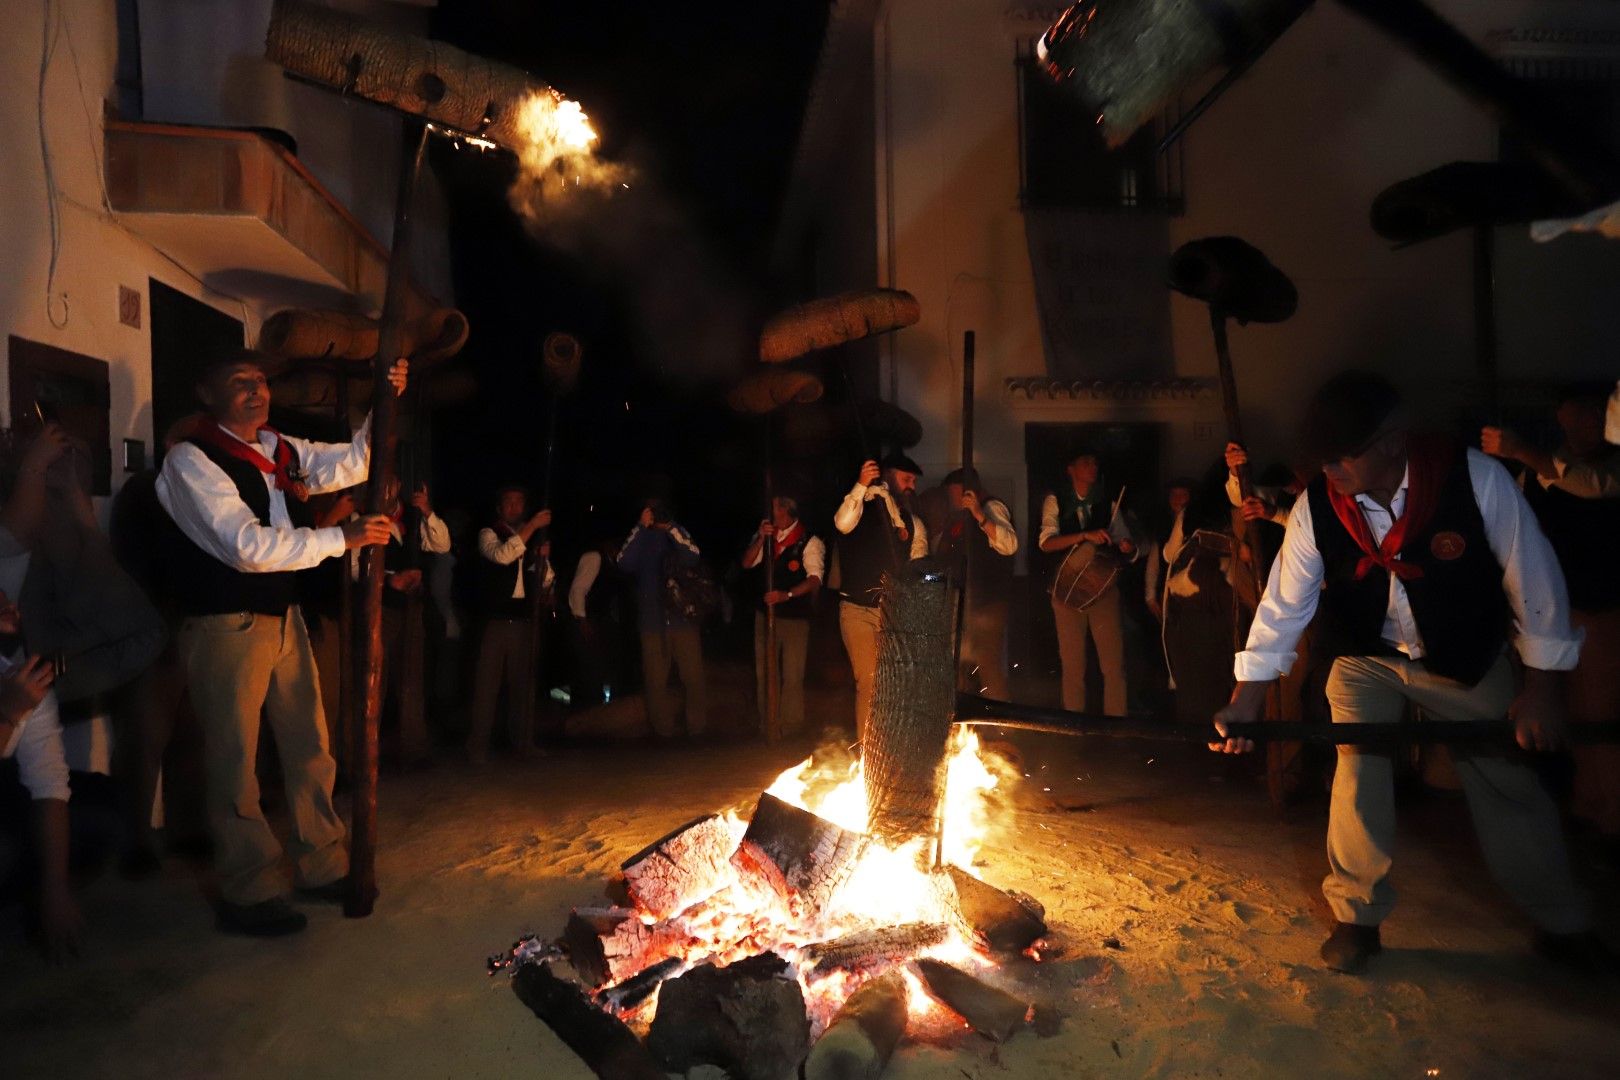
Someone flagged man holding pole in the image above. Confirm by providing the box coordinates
[468,486,552,764]
[1211,371,1601,975]
[157,349,406,936]
[742,496,824,740]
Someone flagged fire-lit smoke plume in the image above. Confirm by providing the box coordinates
[508,91,629,205]
[505,93,754,384]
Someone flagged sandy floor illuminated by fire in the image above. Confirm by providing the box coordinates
[4,715,1618,1078]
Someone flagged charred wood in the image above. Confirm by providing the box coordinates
[596,956,685,1013]
[803,971,909,1080]
[509,961,665,1080]
[646,952,811,1080]
[731,793,866,916]
[941,865,1048,954]
[911,958,1031,1043]
[620,813,741,921]
[563,906,696,990]
[801,922,948,976]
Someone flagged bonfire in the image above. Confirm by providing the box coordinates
[491,569,1052,1079]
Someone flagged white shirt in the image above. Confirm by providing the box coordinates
[832,484,929,559]
[478,526,556,600]
[1,655,70,803]
[347,510,452,580]
[156,418,374,573]
[1607,381,1620,444]
[1142,509,1187,604]
[742,523,828,580]
[942,499,1017,557]
[1236,448,1584,682]
[568,551,603,619]
[1538,446,1620,500]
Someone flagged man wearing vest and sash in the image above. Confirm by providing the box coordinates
[936,468,1017,699]
[833,454,929,743]
[157,349,406,936]
[469,486,553,764]
[1213,371,1601,975]
[742,495,825,739]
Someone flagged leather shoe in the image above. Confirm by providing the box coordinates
[218,897,307,937]
[1320,922,1381,974]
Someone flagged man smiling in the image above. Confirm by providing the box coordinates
[157,349,405,935]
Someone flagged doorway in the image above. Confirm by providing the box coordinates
[148,280,243,461]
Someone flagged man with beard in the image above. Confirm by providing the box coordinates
[935,468,1017,699]
[468,486,551,764]
[157,349,405,935]
[833,454,928,742]
[1212,371,1600,975]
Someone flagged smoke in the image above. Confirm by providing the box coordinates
[506,93,754,384]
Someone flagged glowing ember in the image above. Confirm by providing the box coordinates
[509,90,629,209]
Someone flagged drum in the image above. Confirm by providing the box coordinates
[1050,541,1123,611]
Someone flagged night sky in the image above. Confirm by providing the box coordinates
[424,0,834,563]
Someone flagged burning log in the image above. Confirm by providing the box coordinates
[646,952,811,1080]
[731,793,866,916]
[266,0,554,151]
[800,922,948,977]
[759,288,921,364]
[596,956,684,1013]
[564,907,697,990]
[941,865,1047,955]
[911,958,1031,1043]
[864,565,957,846]
[510,961,666,1080]
[803,971,909,1080]
[620,813,742,921]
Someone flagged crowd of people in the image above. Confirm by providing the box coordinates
[2,345,1616,975]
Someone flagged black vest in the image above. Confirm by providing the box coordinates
[1524,468,1620,613]
[753,528,815,620]
[935,501,1015,610]
[839,498,917,608]
[168,436,314,617]
[1307,448,1510,686]
[477,523,532,618]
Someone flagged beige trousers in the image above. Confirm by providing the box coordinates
[1051,587,1127,716]
[178,607,347,905]
[1323,653,1589,933]
[839,601,882,744]
[754,612,810,738]
[641,626,707,737]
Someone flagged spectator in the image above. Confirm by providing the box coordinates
[618,498,707,739]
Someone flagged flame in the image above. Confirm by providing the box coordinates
[590,733,1017,1032]
[509,90,629,213]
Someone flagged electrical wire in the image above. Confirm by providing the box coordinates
[38,0,66,326]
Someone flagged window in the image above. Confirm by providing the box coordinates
[7,337,113,496]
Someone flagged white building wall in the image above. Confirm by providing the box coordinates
[877,0,1620,517]
[0,0,452,511]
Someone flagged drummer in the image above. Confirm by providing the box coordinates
[1038,446,1139,716]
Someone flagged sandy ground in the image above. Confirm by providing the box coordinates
[3,681,1618,1080]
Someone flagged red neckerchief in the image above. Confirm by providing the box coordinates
[772,520,803,557]
[193,422,308,502]
[1325,434,1454,582]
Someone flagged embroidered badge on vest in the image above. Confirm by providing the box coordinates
[1430,531,1466,560]
[787,560,800,572]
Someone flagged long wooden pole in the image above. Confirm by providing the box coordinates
[347,120,428,918]
[763,413,780,741]
[335,370,354,783]
[1209,310,1265,571]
